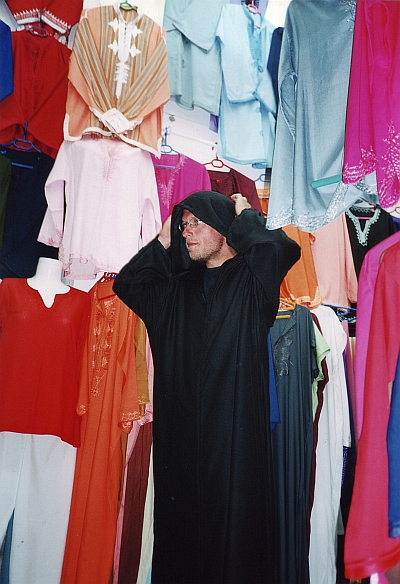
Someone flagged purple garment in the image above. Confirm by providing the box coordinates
[354,230,400,439]
[151,153,211,223]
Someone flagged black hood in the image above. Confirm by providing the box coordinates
[170,191,236,276]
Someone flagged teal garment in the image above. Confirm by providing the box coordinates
[216,4,276,166]
[267,0,378,232]
[163,0,228,115]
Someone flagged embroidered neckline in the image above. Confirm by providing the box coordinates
[154,154,186,211]
[345,206,381,246]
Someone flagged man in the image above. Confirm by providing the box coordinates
[113,191,300,583]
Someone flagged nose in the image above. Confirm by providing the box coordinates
[181,225,193,237]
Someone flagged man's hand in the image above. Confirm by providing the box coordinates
[158,215,172,249]
[231,193,251,216]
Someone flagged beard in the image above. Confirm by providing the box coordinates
[186,234,225,264]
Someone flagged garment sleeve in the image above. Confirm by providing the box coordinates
[227,209,301,307]
[37,142,68,247]
[113,238,172,329]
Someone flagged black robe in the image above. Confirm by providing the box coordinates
[113,203,300,584]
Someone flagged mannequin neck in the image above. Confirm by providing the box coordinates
[27,258,70,307]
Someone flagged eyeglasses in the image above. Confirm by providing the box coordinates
[179,219,204,231]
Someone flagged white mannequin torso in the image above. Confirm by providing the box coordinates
[27,257,70,308]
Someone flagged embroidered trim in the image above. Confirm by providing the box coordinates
[155,155,186,211]
[345,206,381,246]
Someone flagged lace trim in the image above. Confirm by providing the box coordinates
[340,0,356,30]
[343,146,377,184]
[380,123,400,207]
[90,293,117,397]
[345,207,381,246]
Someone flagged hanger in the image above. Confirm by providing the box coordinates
[119,2,138,11]
[323,304,356,323]
[100,272,118,282]
[204,144,232,172]
[311,174,342,189]
[276,297,296,319]
[160,127,179,155]
[1,122,41,154]
[26,24,49,38]
[246,0,261,15]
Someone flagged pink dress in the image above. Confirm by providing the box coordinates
[342,1,400,209]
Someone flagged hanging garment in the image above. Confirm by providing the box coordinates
[61,280,144,584]
[0,277,90,446]
[344,242,400,580]
[280,224,322,308]
[345,205,394,277]
[0,20,13,101]
[64,4,169,155]
[387,355,400,538]
[0,29,71,158]
[38,138,161,279]
[117,421,153,584]
[0,433,77,584]
[309,305,351,584]
[113,198,301,584]
[266,0,379,231]
[0,148,59,279]
[216,4,276,167]
[269,304,318,584]
[208,166,263,213]
[5,0,83,44]
[311,212,358,307]
[151,152,211,222]
[342,1,400,209]
[0,154,11,251]
[163,0,227,115]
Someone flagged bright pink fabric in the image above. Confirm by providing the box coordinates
[344,241,400,580]
[354,231,400,439]
[342,1,400,209]
[151,153,211,223]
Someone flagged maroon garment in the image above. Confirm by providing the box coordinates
[118,421,153,584]
[208,167,262,213]
[0,30,70,159]
[0,278,91,447]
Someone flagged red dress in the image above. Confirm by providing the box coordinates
[0,278,91,447]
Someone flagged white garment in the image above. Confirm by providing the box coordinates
[0,432,76,584]
[309,306,351,584]
[38,138,161,280]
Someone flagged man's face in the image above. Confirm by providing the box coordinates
[181,210,225,266]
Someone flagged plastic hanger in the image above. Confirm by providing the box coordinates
[1,122,41,154]
[276,297,296,319]
[154,128,179,168]
[26,24,49,38]
[119,2,138,11]
[100,272,118,282]
[246,0,261,15]
[204,145,232,172]
[311,174,342,189]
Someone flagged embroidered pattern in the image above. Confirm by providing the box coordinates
[345,207,381,246]
[91,294,116,397]
[340,0,356,30]
[154,155,186,211]
[273,331,293,378]
[380,123,400,206]
[108,16,142,99]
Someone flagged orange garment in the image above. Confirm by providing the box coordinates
[61,280,145,584]
[280,224,322,308]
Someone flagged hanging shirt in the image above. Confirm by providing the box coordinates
[64,4,170,155]
[0,277,91,447]
[342,1,400,209]
[266,0,379,231]
[38,138,161,280]
[151,152,211,222]
[216,4,276,166]
[0,29,71,158]
[163,0,227,115]
[208,166,262,212]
